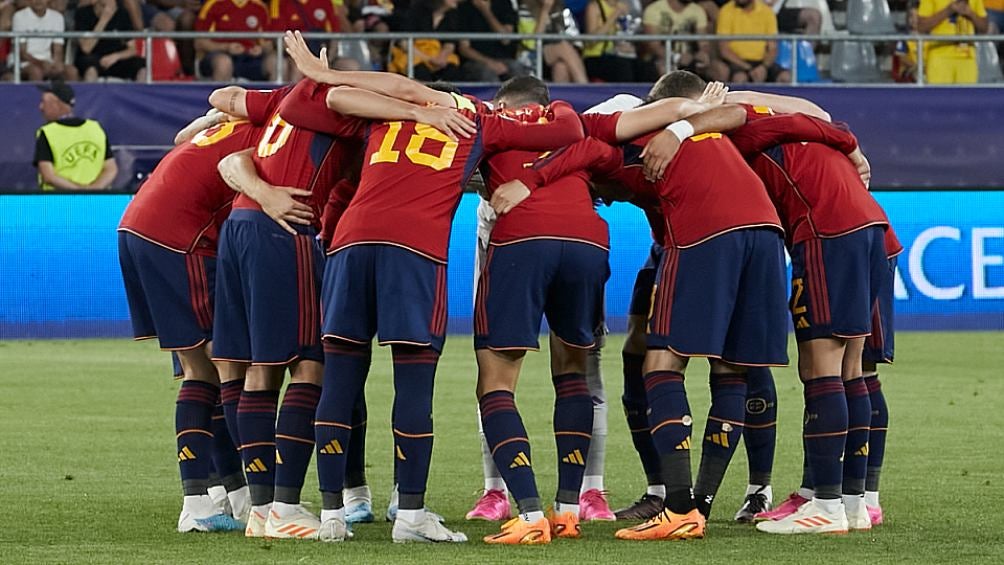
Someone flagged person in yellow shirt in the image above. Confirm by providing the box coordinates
[713,0,790,83]
[918,0,988,83]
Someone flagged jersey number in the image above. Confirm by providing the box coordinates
[191,120,245,147]
[256,114,294,158]
[369,122,458,171]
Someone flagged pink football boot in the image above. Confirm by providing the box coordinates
[579,489,616,521]
[754,492,810,521]
[466,489,511,521]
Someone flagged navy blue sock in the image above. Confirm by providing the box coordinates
[802,377,847,500]
[622,351,661,486]
[176,380,218,495]
[237,388,279,506]
[743,367,777,486]
[865,375,888,492]
[553,372,593,505]
[480,390,540,514]
[220,379,244,449]
[644,370,694,514]
[345,388,369,489]
[842,376,872,496]
[210,401,246,491]
[316,342,370,510]
[391,345,438,511]
[274,382,321,504]
[694,372,747,517]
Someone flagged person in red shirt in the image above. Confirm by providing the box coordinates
[195,0,273,81]
[117,86,287,534]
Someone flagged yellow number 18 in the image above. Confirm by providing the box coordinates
[369,122,459,171]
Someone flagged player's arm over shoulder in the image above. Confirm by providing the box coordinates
[483,100,585,152]
[726,91,831,122]
[612,98,714,143]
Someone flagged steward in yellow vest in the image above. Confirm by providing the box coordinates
[34,80,117,190]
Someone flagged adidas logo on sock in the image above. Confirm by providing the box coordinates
[178,446,196,461]
[396,445,407,461]
[561,449,585,465]
[510,451,531,468]
[705,432,730,448]
[796,317,810,329]
[675,437,691,451]
[319,440,344,455]
[854,443,869,457]
[245,458,268,473]
[276,450,284,465]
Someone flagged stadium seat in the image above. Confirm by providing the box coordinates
[846,0,896,35]
[829,39,883,82]
[776,40,821,83]
[977,41,1003,83]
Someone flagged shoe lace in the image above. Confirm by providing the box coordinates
[746,493,768,514]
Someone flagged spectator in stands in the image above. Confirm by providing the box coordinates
[517,0,587,82]
[34,80,117,190]
[390,0,466,81]
[918,0,988,83]
[0,1,13,80]
[75,0,147,82]
[11,0,78,81]
[458,0,530,82]
[582,0,658,81]
[761,0,820,35]
[194,0,274,82]
[149,1,202,77]
[267,0,349,80]
[893,1,920,82]
[344,0,395,69]
[642,0,713,76]
[988,0,1004,33]
[712,0,790,83]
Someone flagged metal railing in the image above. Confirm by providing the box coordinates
[2,30,1002,86]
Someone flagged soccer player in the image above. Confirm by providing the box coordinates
[492,100,790,541]
[117,89,288,533]
[281,31,587,543]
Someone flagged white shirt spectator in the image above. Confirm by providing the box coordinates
[12,7,66,65]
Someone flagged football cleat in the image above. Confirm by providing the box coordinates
[264,506,320,540]
[345,500,375,524]
[548,510,581,538]
[244,508,268,538]
[754,492,809,522]
[318,516,353,543]
[844,496,872,531]
[178,511,244,533]
[735,488,771,523]
[483,516,552,545]
[392,512,468,543]
[466,489,512,521]
[614,494,664,521]
[755,499,848,535]
[615,508,705,541]
[387,503,445,524]
[867,505,884,526]
[579,489,616,521]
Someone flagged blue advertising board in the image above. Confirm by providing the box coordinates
[1,191,1001,339]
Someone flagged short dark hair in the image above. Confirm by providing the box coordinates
[646,71,707,102]
[493,75,550,108]
[425,81,462,95]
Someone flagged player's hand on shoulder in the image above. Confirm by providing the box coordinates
[415,105,477,141]
[640,129,683,182]
[256,185,315,235]
[490,180,531,215]
[847,147,872,189]
[697,81,729,107]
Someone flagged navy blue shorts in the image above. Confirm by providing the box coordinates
[474,240,609,350]
[647,229,789,366]
[118,231,214,350]
[322,244,448,352]
[212,209,323,365]
[789,226,887,342]
[864,255,897,363]
[628,242,664,317]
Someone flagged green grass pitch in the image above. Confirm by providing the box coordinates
[2,333,1002,564]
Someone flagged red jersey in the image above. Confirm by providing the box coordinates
[118,87,288,254]
[729,105,890,248]
[328,95,586,263]
[234,79,365,231]
[884,225,903,258]
[195,0,268,50]
[520,123,781,249]
[267,0,340,31]
[482,148,608,249]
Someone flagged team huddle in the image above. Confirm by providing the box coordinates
[116,30,900,544]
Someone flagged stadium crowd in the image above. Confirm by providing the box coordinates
[1,0,1000,83]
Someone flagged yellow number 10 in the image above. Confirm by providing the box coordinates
[369,122,459,171]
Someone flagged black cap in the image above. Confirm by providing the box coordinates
[38,79,75,106]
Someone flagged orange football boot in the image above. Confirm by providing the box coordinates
[548,510,581,539]
[483,516,552,545]
[614,508,706,541]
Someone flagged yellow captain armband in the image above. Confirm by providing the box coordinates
[449,92,477,113]
[753,105,775,115]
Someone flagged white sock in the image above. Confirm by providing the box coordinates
[864,491,880,507]
[580,475,604,493]
[746,484,773,503]
[320,507,345,523]
[250,503,272,517]
[271,501,301,518]
[646,485,666,499]
[388,485,400,508]
[397,508,425,524]
[520,510,545,523]
[183,494,217,517]
[554,502,579,516]
[813,497,843,514]
[485,478,508,493]
[842,494,864,514]
[797,487,815,500]
[207,485,228,506]
[344,485,372,505]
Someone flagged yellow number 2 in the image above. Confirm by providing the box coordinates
[369,121,459,171]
